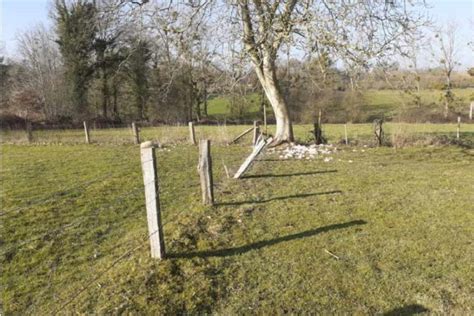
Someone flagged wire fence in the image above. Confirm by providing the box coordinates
[2,120,473,313]
[1,122,473,147]
[1,135,255,314]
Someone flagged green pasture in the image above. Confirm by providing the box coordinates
[1,125,473,314]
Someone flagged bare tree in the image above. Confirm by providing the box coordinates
[468,18,474,53]
[433,23,460,118]
[17,23,68,119]
[232,0,428,144]
[129,0,426,144]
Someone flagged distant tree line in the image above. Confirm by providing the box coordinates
[0,0,473,128]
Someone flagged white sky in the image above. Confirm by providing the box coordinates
[1,0,473,69]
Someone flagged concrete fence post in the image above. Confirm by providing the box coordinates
[140,141,165,259]
[83,121,90,144]
[132,122,140,144]
[344,123,348,145]
[457,116,461,140]
[198,139,214,205]
[189,122,196,145]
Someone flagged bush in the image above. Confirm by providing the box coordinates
[0,112,26,129]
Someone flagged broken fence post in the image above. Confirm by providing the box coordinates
[140,141,166,259]
[189,122,196,145]
[83,121,90,144]
[252,121,260,146]
[373,119,384,146]
[132,122,140,144]
[313,109,326,145]
[313,122,326,145]
[26,121,33,143]
[198,139,214,205]
[457,116,461,140]
[234,137,272,179]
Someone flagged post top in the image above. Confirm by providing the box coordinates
[141,141,157,148]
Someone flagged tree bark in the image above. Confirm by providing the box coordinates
[255,64,294,144]
[444,99,449,119]
[101,69,108,118]
[112,82,119,119]
[203,81,208,117]
[444,75,451,119]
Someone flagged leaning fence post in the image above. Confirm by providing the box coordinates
[26,121,33,143]
[189,122,196,145]
[457,116,461,140]
[263,103,267,134]
[83,121,90,144]
[140,141,165,259]
[344,123,348,145]
[198,139,214,205]
[234,137,272,179]
[132,122,140,144]
[252,121,260,146]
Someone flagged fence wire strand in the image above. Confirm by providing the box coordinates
[3,130,267,314]
[1,184,148,256]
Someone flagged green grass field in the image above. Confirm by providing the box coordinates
[206,88,474,121]
[1,125,473,314]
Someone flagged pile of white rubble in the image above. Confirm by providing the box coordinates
[268,143,337,160]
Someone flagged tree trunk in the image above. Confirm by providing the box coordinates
[101,69,108,118]
[139,96,146,121]
[203,82,208,117]
[238,0,297,145]
[196,102,201,122]
[444,74,451,119]
[444,99,449,119]
[256,66,294,145]
[112,83,119,119]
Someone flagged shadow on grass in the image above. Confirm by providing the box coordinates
[242,170,337,179]
[383,304,430,315]
[216,190,342,206]
[170,220,367,259]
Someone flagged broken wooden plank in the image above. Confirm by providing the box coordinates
[233,137,272,179]
[254,133,263,147]
[228,127,254,145]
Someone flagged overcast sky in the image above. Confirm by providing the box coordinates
[1,0,473,69]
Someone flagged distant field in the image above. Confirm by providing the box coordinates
[207,93,262,119]
[1,127,473,313]
[365,88,474,108]
[207,88,474,121]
